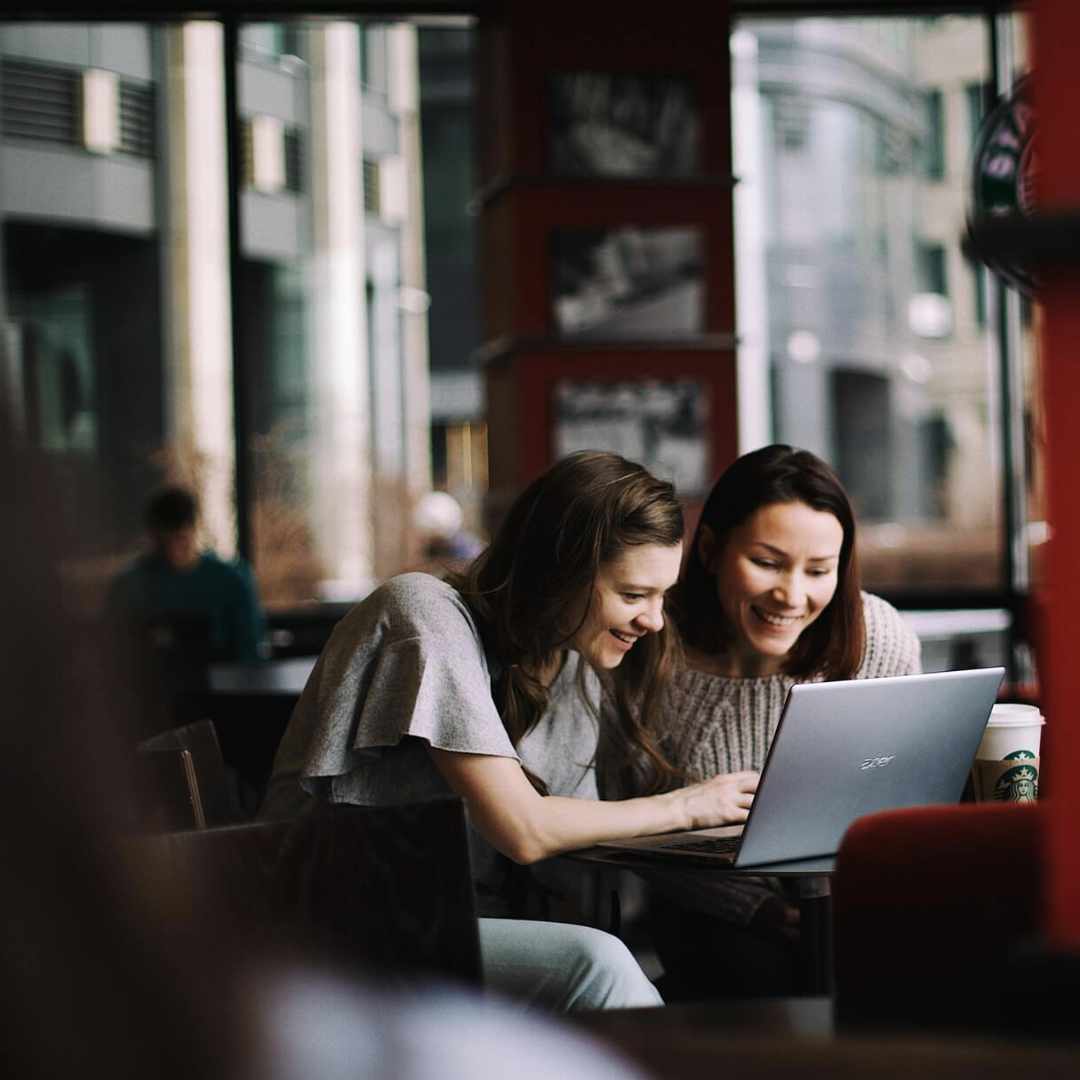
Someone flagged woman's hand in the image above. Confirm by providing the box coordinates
[671,770,759,830]
[428,748,758,864]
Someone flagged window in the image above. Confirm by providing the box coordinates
[917,242,948,298]
[971,259,987,329]
[1,18,432,611]
[924,88,946,180]
[965,80,988,147]
[733,15,1001,596]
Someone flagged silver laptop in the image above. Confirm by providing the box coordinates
[596,667,1005,869]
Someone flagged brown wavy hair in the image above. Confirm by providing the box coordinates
[448,450,684,795]
[673,444,864,680]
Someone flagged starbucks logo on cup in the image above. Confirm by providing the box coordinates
[992,753,1038,802]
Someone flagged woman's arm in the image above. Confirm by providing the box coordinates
[429,747,758,865]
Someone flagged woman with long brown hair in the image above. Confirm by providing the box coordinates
[263,450,758,1011]
[633,444,921,1000]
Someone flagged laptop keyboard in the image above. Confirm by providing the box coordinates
[663,835,741,855]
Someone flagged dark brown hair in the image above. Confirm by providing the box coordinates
[673,444,864,680]
[449,450,684,795]
[146,485,198,532]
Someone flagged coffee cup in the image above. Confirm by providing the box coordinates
[970,703,1044,803]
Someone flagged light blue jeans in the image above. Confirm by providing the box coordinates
[478,918,663,1013]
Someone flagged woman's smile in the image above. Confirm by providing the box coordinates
[751,606,805,629]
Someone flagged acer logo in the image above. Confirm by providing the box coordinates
[859,755,896,770]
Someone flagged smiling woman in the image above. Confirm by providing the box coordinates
[619,444,921,1001]
[260,450,759,1013]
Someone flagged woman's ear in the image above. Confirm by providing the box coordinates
[697,525,718,573]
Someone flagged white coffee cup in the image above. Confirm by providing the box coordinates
[971,703,1044,802]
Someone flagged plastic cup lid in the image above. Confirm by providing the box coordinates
[988,704,1045,726]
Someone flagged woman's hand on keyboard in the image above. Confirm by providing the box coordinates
[676,770,759,830]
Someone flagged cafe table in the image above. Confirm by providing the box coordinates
[568,825,836,995]
[573,995,1080,1080]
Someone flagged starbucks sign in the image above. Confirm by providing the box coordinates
[969,76,1038,295]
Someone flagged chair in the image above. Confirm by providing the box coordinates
[137,719,246,830]
[140,798,482,988]
[833,802,1043,1032]
[136,746,207,830]
[116,610,214,737]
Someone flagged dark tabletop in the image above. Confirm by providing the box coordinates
[207,656,316,696]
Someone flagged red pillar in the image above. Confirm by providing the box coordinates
[1032,0,1080,949]
[475,2,737,525]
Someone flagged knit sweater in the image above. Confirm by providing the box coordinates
[646,592,922,926]
[667,592,922,784]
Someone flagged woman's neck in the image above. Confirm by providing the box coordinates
[524,650,568,688]
[684,643,784,679]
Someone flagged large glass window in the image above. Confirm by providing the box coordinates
[733,15,1005,598]
[2,9,1034,657]
[1,17,434,618]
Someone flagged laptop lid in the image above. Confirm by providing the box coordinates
[733,666,1005,867]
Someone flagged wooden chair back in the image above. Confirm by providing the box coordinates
[137,719,244,830]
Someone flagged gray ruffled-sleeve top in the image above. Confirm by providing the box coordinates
[264,572,599,814]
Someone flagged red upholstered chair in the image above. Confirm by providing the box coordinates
[833,802,1043,1032]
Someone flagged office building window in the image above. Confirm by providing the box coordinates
[917,242,949,298]
[971,260,987,329]
[924,88,946,180]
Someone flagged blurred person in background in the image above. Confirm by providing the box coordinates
[107,485,266,664]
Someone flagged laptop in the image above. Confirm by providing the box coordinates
[595,667,1005,870]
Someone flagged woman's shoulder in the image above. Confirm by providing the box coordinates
[378,571,461,611]
[333,573,480,650]
[858,591,922,677]
[859,591,907,630]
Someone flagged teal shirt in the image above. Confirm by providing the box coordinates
[107,551,266,662]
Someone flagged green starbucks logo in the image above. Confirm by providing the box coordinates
[992,753,1038,802]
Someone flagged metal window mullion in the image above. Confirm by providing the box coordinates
[223,18,252,563]
[988,9,1030,687]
